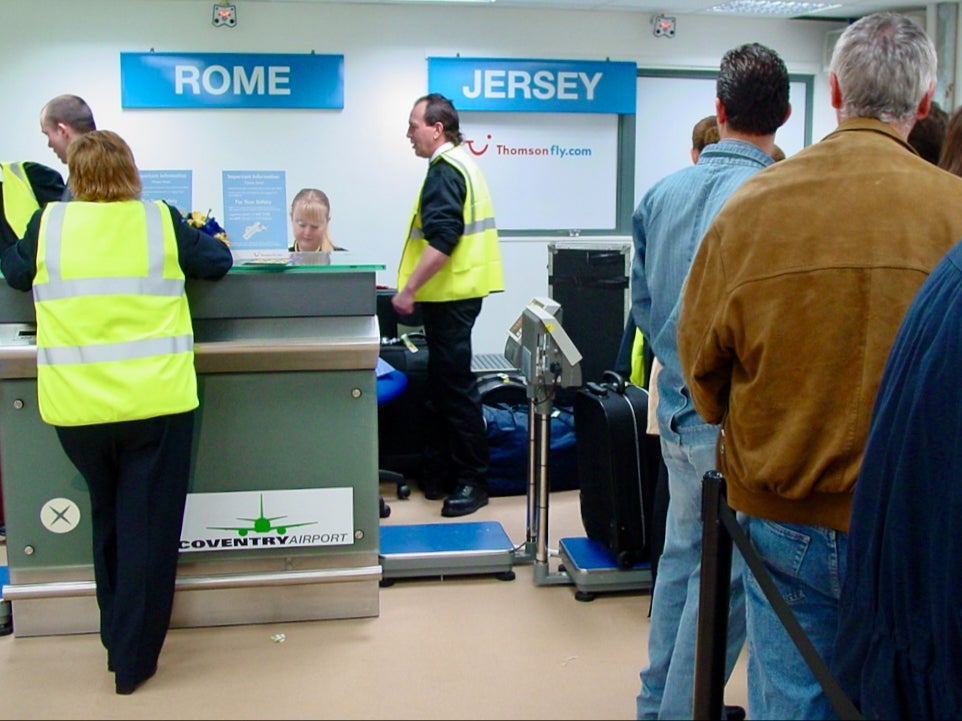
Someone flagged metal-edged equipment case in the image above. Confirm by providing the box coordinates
[547,241,631,385]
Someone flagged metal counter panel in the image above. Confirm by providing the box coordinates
[187,270,377,320]
[0,267,380,325]
[2,370,380,576]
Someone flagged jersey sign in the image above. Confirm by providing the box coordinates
[428,57,636,114]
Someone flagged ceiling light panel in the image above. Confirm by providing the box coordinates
[704,0,842,16]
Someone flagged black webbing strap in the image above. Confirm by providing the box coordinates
[700,471,862,721]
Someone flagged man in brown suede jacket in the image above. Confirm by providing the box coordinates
[678,12,962,721]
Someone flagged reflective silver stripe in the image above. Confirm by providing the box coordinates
[6,162,38,204]
[143,200,166,275]
[410,215,493,240]
[37,334,194,366]
[33,277,185,302]
[408,210,493,240]
[41,201,69,279]
[465,217,497,235]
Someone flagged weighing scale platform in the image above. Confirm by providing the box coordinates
[0,565,11,635]
[558,536,653,601]
[380,521,516,583]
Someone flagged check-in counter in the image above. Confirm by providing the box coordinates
[0,252,385,636]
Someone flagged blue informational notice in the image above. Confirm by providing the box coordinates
[427,57,636,114]
[140,170,192,211]
[120,52,344,109]
[222,171,287,251]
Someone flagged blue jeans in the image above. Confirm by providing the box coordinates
[637,435,746,720]
[744,516,848,720]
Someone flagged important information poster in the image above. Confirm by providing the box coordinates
[140,170,192,211]
[222,170,287,253]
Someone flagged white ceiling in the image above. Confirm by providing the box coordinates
[253,0,929,21]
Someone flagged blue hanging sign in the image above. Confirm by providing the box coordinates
[120,52,344,109]
[427,57,636,114]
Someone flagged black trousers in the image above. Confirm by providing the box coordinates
[420,297,489,492]
[56,411,194,686]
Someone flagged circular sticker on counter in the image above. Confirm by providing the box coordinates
[40,497,81,534]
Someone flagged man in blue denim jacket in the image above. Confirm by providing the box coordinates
[630,42,790,720]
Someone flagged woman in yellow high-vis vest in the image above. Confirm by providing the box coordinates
[0,131,233,695]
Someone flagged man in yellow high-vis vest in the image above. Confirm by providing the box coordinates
[393,93,503,517]
[0,161,64,249]
[0,160,65,538]
[1,130,232,695]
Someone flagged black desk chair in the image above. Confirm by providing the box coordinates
[377,361,412,518]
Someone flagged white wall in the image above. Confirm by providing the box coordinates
[5,0,844,353]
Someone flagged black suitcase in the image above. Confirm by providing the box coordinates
[378,333,429,477]
[574,370,654,569]
[477,371,527,407]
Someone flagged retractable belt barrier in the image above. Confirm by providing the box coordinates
[693,471,863,721]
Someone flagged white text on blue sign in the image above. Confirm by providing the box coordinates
[428,58,636,114]
[120,52,344,109]
[463,70,602,102]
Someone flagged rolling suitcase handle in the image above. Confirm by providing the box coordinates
[585,370,628,397]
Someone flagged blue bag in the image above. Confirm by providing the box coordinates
[482,402,578,496]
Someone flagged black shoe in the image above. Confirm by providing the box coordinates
[420,480,446,501]
[115,666,156,695]
[441,485,488,517]
[724,704,746,721]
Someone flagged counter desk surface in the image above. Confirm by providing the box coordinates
[0,259,387,637]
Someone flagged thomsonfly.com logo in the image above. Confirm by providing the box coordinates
[465,133,592,159]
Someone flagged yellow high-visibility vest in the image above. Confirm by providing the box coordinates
[1,161,40,237]
[398,144,503,301]
[33,200,197,426]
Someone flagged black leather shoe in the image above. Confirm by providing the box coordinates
[115,666,156,695]
[724,704,746,721]
[441,485,488,517]
[420,480,446,501]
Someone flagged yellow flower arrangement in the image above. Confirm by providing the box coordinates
[184,210,230,247]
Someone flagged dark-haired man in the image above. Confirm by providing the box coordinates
[392,93,504,517]
[631,42,791,720]
[39,94,96,199]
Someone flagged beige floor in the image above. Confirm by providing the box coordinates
[0,484,747,720]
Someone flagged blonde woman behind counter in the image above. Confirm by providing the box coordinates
[288,188,344,252]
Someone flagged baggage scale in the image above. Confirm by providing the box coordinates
[557,537,652,601]
[378,354,519,584]
[511,298,653,600]
[379,297,653,600]
[379,521,516,583]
